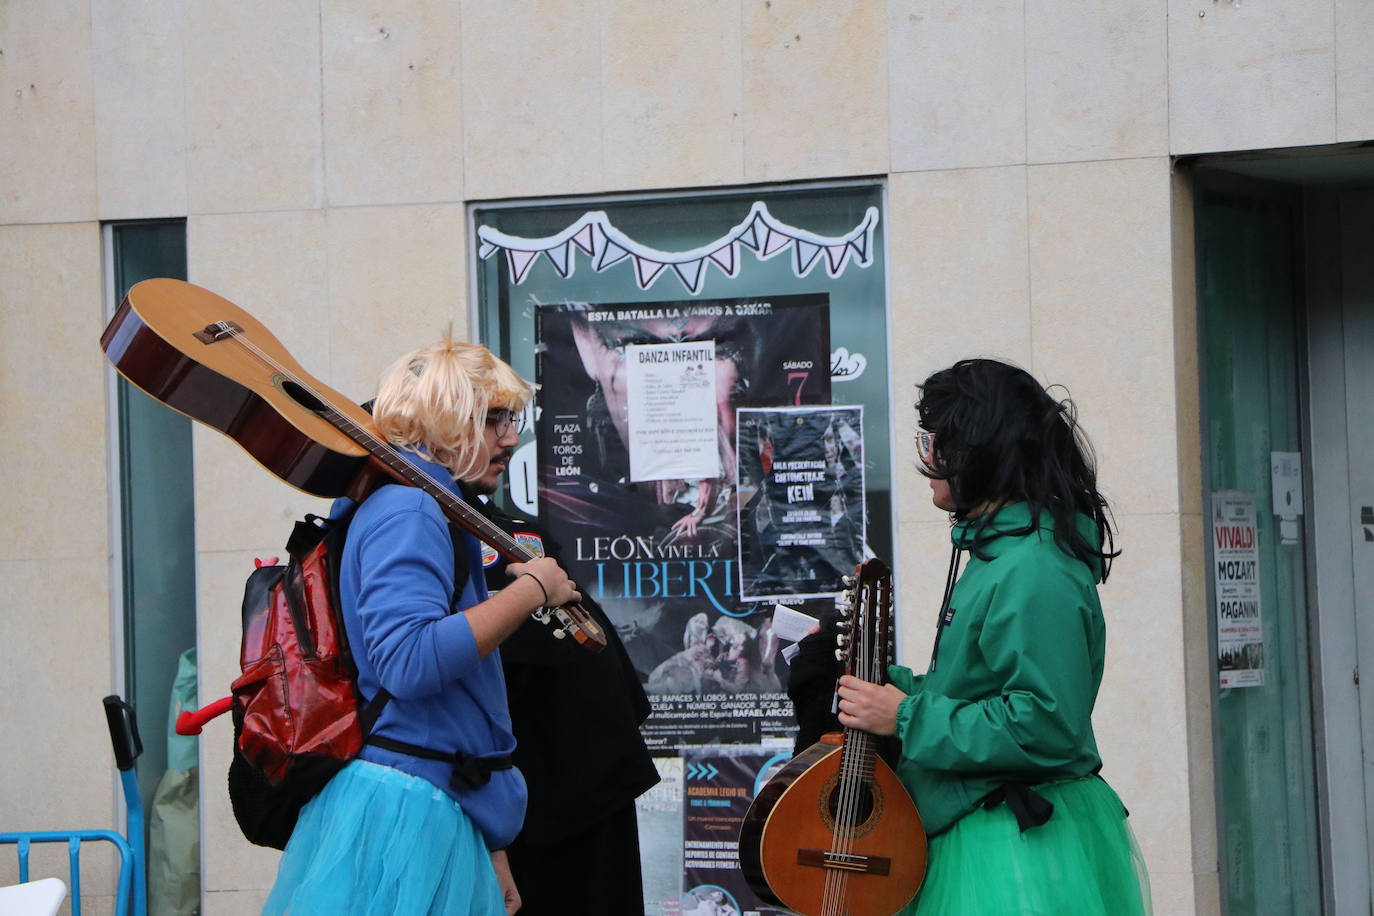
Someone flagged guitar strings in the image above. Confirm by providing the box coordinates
[826,579,866,914]
[822,583,856,914]
[822,571,899,916]
[212,323,527,558]
[842,580,880,913]
[210,323,610,646]
[823,576,881,915]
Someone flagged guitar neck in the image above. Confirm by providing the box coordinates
[324,404,606,652]
[839,560,893,777]
[839,729,878,785]
[322,405,530,562]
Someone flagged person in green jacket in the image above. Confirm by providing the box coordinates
[835,358,1151,915]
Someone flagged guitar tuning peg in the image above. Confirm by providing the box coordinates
[834,648,845,661]
[842,575,855,587]
[836,634,849,647]
[835,619,851,631]
[532,609,551,625]
[552,628,567,639]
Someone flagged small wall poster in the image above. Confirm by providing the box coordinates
[1212,490,1265,688]
[735,406,866,602]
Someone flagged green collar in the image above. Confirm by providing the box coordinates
[951,502,1105,579]
[950,502,1038,550]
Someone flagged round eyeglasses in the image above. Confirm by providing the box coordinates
[915,430,936,466]
[485,407,526,437]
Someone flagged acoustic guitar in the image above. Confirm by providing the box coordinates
[100,277,606,652]
[738,558,926,916]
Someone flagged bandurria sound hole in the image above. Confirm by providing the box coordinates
[826,782,877,827]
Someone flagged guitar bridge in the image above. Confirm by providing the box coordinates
[193,320,243,344]
[796,848,892,876]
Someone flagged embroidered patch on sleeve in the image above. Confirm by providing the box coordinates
[513,532,546,558]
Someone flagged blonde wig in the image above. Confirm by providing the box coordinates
[372,335,534,482]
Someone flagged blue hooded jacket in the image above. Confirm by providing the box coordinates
[333,451,526,849]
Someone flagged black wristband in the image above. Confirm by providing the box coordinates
[521,572,550,607]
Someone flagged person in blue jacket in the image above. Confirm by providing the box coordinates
[821,358,1151,914]
[264,336,580,916]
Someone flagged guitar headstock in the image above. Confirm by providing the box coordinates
[834,557,894,683]
[532,602,608,653]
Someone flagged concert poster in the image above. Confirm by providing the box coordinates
[1212,490,1265,688]
[736,406,866,602]
[534,294,830,751]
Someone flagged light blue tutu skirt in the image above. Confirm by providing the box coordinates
[263,760,505,916]
[905,776,1152,916]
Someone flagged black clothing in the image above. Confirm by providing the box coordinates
[785,605,902,767]
[786,608,845,756]
[472,497,660,913]
[508,801,646,916]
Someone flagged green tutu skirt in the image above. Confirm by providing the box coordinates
[904,776,1151,916]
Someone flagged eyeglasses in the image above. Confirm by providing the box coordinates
[485,407,526,437]
[915,430,936,466]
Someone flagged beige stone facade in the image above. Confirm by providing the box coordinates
[4,1,1371,913]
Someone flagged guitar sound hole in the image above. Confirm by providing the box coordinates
[281,379,326,415]
[825,783,876,828]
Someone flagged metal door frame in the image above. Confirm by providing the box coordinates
[1302,187,1374,915]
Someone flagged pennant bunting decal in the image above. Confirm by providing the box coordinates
[737,217,762,252]
[672,259,707,294]
[824,244,849,275]
[544,242,573,278]
[597,239,631,271]
[708,244,737,276]
[762,229,792,258]
[572,224,596,256]
[476,202,879,296]
[506,249,539,285]
[633,257,667,288]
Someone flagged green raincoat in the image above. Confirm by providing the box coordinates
[889,502,1107,836]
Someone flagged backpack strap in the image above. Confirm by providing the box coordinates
[366,731,514,791]
[358,688,392,736]
[446,521,471,597]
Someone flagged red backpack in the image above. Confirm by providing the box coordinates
[178,508,468,849]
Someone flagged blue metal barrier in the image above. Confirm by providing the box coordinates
[0,696,147,916]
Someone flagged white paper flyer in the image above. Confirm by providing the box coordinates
[1212,490,1264,688]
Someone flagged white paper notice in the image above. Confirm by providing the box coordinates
[626,340,720,482]
[769,603,820,643]
[1212,490,1264,688]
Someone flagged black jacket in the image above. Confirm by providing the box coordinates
[474,498,660,845]
[786,605,901,767]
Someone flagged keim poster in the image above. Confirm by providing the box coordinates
[534,294,832,751]
[1212,490,1264,688]
[736,406,866,602]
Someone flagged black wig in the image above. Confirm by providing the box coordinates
[916,358,1118,579]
